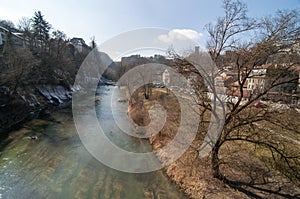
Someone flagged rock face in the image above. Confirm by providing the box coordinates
[0,49,120,134]
[36,85,72,104]
[0,84,72,133]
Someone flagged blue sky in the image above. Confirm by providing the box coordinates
[0,0,299,51]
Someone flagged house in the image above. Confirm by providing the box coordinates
[245,64,299,104]
[120,55,143,66]
[0,26,24,47]
[227,80,250,100]
[69,37,90,55]
[246,65,268,91]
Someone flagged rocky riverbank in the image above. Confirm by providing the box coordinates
[0,84,73,134]
[0,76,117,134]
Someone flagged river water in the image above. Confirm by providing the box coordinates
[0,86,187,199]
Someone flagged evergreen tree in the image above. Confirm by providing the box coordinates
[31,11,51,50]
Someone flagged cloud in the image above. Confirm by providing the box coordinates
[158,29,203,44]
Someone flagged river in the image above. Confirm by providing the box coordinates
[0,86,187,199]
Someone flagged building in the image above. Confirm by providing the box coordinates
[246,66,268,91]
[0,26,24,47]
[245,64,299,104]
[121,55,143,66]
[69,37,90,55]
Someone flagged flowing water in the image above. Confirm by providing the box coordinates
[0,86,187,199]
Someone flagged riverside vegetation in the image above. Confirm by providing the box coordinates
[1,0,300,198]
[128,86,300,198]
[0,11,108,133]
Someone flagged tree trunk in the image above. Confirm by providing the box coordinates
[211,142,222,180]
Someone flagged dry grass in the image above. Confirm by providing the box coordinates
[128,87,300,198]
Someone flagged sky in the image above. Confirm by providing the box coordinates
[0,0,299,57]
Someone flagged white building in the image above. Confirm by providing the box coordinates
[246,68,267,91]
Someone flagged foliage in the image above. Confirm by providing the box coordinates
[0,11,91,96]
[31,11,51,50]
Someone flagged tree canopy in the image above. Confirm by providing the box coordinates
[31,11,51,48]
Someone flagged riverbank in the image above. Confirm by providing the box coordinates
[127,88,246,198]
[128,87,300,198]
[0,75,117,135]
[0,85,188,199]
[0,84,74,135]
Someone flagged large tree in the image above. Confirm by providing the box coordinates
[17,17,34,49]
[175,0,300,188]
[2,34,38,94]
[31,11,51,50]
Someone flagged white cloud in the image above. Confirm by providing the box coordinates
[158,29,203,44]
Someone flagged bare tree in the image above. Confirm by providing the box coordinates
[205,0,256,64]
[51,30,67,58]
[17,17,32,33]
[2,43,38,94]
[174,0,300,187]
[17,17,34,50]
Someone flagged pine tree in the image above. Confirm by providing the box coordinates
[32,11,51,50]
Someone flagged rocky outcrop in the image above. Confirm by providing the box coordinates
[36,85,72,104]
[0,84,72,133]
